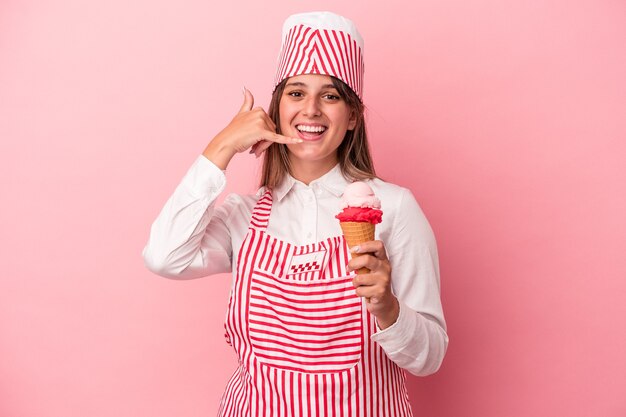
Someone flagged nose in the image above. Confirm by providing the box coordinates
[302,96,321,117]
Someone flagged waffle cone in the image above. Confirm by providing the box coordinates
[340,221,375,275]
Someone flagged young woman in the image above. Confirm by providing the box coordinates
[143,11,448,416]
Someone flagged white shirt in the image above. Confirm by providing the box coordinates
[143,155,449,376]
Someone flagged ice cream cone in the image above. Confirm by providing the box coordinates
[340,221,375,275]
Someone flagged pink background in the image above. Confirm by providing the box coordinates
[1,0,625,416]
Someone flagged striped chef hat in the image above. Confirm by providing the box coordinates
[273,11,365,99]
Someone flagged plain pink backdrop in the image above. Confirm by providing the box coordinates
[1,0,625,416]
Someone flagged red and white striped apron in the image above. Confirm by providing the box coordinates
[218,190,413,417]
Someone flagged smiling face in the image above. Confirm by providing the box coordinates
[279,74,357,177]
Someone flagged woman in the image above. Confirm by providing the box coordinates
[143,11,448,416]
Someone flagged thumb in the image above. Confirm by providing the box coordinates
[239,87,254,113]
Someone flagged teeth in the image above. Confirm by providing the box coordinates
[297,125,326,133]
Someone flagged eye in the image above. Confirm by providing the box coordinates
[323,93,341,101]
[287,90,303,97]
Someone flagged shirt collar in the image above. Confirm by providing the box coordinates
[272,164,350,202]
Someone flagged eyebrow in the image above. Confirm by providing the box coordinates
[285,82,337,89]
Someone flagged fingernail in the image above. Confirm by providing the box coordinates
[351,246,360,253]
[242,86,246,96]
[292,138,303,143]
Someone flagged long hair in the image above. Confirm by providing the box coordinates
[260,76,377,189]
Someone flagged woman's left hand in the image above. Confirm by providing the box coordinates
[347,240,400,329]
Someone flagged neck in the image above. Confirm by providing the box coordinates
[288,157,338,185]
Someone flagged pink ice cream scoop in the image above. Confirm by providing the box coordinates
[335,182,383,225]
[339,181,381,209]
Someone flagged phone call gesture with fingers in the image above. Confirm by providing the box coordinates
[202,88,302,170]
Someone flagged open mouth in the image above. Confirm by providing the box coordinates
[296,124,327,140]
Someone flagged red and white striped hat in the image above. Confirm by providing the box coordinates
[273,11,365,99]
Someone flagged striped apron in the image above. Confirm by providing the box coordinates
[218,190,413,417]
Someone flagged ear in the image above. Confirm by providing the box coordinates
[347,110,357,131]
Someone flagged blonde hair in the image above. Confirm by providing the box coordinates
[260,77,377,189]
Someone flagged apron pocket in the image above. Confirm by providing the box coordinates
[247,270,363,373]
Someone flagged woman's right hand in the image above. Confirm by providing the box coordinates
[202,88,302,170]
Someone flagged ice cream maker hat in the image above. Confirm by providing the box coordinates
[273,11,364,99]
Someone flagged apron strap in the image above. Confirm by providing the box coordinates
[248,189,273,232]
